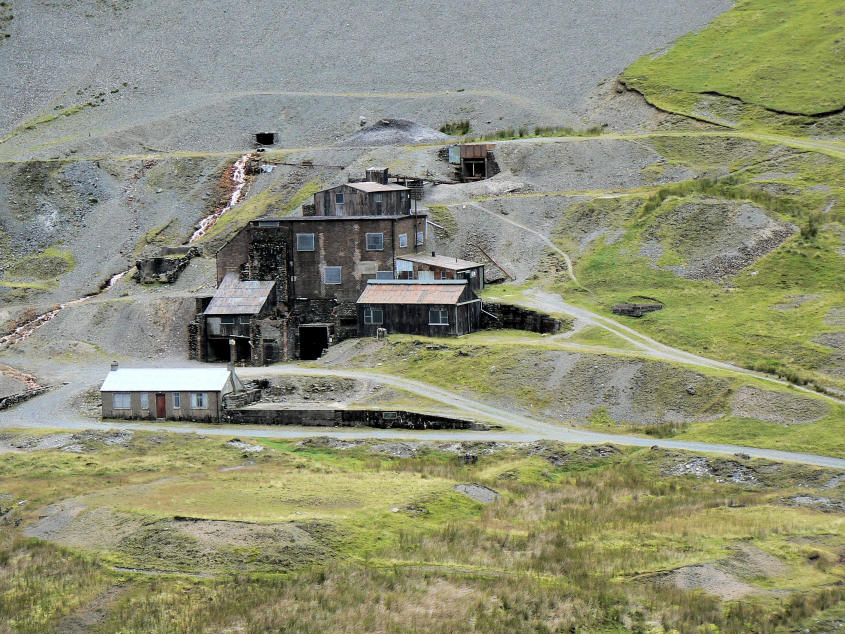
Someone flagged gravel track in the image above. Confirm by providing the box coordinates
[2,361,843,468]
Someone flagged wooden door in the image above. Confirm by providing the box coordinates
[156,394,166,418]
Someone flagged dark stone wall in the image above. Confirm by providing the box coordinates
[0,387,50,411]
[222,407,494,430]
[481,302,566,334]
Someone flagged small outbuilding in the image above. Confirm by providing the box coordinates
[356,279,481,337]
[396,253,485,291]
[100,363,242,422]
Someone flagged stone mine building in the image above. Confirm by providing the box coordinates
[189,170,432,364]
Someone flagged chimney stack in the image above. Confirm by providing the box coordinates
[110,361,119,372]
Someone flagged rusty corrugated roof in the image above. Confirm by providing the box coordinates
[204,273,275,315]
[356,280,467,305]
[397,254,483,271]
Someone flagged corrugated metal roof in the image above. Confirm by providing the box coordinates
[347,182,409,193]
[204,274,275,315]
[101,368,234,392]
[357,280,467,305]
[397,254,483,271]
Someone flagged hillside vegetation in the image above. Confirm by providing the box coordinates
[1,431,844,632]
[622,0,845,122]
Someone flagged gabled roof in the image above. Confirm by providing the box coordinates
[346,181,409,193]
[205,273,275,315]
[101,368,233,392]
[357,280,467,305]
[396,254,483,271]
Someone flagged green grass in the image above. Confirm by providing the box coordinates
[1,431,844,632]
[201,176,323,245]
[3,246,75,290]
[622,0,845,118]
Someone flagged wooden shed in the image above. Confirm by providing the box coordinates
[313,181,411,216]
[356,280,481,337]
[396,253,485,291]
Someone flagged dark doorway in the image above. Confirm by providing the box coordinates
[263,341,278,365]
[156,394,166,419]
[255,132,276,145]
[299,325,329,360]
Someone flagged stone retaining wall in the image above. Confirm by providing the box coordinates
[223,407,494,430]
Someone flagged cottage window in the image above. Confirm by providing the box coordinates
[191,392,208,409]
[173,392,181,408]
[440,271,450,280]
[429,308,449,326]
[113,393,131,409]
[365,232,384,251]
[364,307,383,325]
[296,233,315,251]
[140,393,149,409]
[324,266,342,284]
[376,270,394,280]
[416,230,424,246]
[398,233,408,248]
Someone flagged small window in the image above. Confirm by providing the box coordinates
[324,266,342,284]
[140,393,149,409]
[376,270,394,280]
[440,271,449,280]
[173,392,181,408]
[335,192,344,204]
[429,308,449,326]
[374,193,383,203]
[220,316,235,325]
[257,221,279,228]
[398,233,408,248]
[239,316,251,325]
[113,393,131,409]
[365,233,384,251]
[364,307,383,325]
[416,231,424,246]
[191,392,207,409]
[297,233,315,251]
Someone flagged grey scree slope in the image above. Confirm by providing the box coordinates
[1,0,729,151]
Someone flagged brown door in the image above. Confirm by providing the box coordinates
[155,394,166,418]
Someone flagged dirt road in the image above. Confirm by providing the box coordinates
[2,360,844,469]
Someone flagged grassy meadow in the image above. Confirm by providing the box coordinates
[0,430,844,632]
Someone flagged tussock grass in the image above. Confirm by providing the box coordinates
[1,433,844,632]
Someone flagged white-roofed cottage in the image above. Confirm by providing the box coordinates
[100,362,242,422]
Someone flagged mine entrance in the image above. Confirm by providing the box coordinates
[299,325,329,360]
[263,340,278,365]
[255,132,276,145]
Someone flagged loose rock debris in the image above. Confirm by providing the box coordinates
[454,484,501,504]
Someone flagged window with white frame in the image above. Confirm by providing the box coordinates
[191,392,208,409]
[376,270,394,280]
[296,233,315,251]
[365,232,384,251]
[429,308,449,325]
[398,233,407,248]
[364,307,383,325]
[324,266,342,284]
[140,393,149,409]
[416,230,424,245]
[173,392,181,408]
[440,271,450,279]
[335,191,345,214]
[113,393,131,409]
